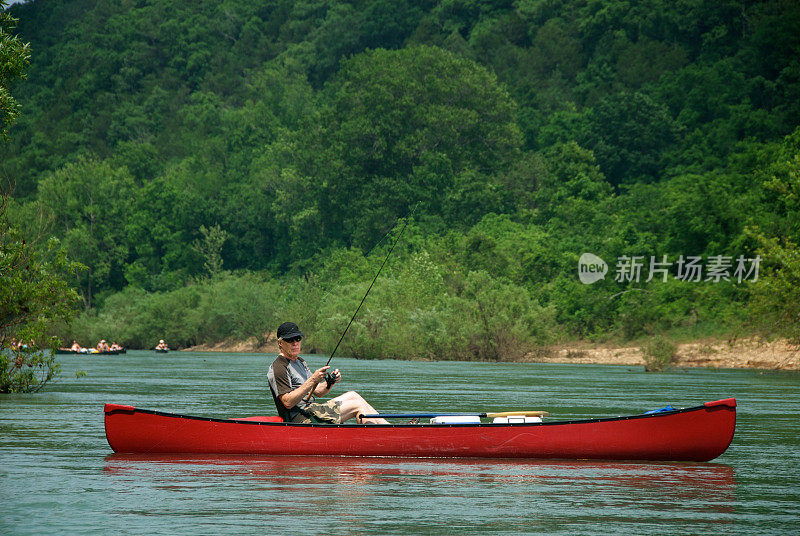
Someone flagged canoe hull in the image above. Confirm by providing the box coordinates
[104,399,736,462]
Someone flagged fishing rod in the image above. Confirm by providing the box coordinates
[304,205,417,401]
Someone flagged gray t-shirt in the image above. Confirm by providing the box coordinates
[268,354,314,422]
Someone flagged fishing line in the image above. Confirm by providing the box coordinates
[324,205,417,367]
[303,203,418,401]
[297,212,406,330]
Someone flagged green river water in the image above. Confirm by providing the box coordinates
[1,351,798,535]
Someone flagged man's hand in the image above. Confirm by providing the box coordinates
[311,366,330,384]
[325,369,341,388]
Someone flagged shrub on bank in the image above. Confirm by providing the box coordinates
[309,262,557,361]
[642,336,678,372]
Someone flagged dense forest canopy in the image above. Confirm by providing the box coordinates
[2,0,799,357]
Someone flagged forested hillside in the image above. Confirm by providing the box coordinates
[2,0,799,358]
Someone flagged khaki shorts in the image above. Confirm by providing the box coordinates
[299,399,342,424]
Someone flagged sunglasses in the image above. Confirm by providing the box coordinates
[282,336,302,344]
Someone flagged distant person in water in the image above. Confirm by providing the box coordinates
[11,338,33,350]
[155,340,169,351]
[267,322,389,424]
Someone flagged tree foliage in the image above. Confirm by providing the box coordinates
[273,45,522,252]
[37,157,135,307]
[1,196,81,392]
[0,0,30,142]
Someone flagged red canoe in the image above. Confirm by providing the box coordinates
[104,398,736,461]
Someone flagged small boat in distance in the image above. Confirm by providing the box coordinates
[104,398,736,462]
[57,348,126,355]
[154,339,169,353]
[57,339,125,355]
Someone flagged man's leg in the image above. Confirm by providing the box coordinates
[332,391,390,424]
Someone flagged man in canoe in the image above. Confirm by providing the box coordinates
[268,322,389,424]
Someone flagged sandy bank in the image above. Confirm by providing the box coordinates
[186,337,280,354]
[184,336,799,370]
[531,337,799,370]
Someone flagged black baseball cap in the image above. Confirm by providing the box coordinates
[277,322,302,340]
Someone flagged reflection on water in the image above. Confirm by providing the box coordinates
[101,454,736,534]
[104,453,735,495]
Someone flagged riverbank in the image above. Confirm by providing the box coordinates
[532,337,799,370]
[184,335,799,370]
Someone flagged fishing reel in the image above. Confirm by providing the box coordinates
[324,371,338,388]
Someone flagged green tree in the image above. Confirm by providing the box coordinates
[122,172,211,292]
[757,127,800,241]
[748,233,800,344]
[36,158,135,307]
[0,0,30,142]
[1,196,81,392]
[192,224,228,278]
[746,128,800,343]
[1,3,80,393]
[279,0,427,86]
[276,45,522,251]
[582,91,679,186]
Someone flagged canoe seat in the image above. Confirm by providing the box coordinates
[232,416,284,422]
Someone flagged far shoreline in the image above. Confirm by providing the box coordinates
[180,336,799,371]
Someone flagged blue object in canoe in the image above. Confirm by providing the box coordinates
[643,405,675,414]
